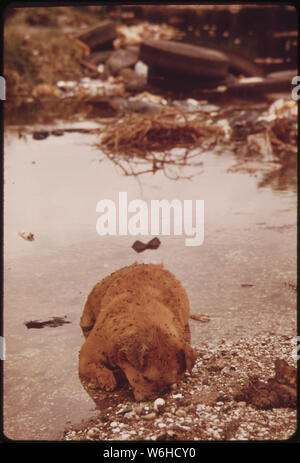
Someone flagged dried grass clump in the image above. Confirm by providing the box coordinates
[98,108,220,158]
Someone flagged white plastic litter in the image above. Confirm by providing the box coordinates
[134,60,148,78]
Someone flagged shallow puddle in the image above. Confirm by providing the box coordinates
[3,122,297,440]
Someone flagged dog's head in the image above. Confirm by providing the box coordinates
[117,328,197,401]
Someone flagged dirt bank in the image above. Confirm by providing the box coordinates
[61,333,297,441]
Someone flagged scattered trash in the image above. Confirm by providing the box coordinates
[56,77,125,98]
[18,231,35,241]
[227,75,294,96]
[113,22,180,49]
[219,47,265,77]
[247,131,275,162]
[119,68,147,92]
[173,99,220,114]
[140,39,229,79]
[127,99,164,114]
[99,107,220,157]
[215,119,232,141]
[132,237,161,253]
[24,316,71,329]
[132,91,168,106]
[237,76,264,84]
[81,77,125,97]
[97,64,105,74]
[106,46,139,75]
[124,91,168,113]
[116,405,133,415]
[56,80,77,95]
[258,98,297,122]
[73,21,117,52]
[229,110,266,141]
[97,106,221,179]
[269,117,297,147]
[134,60,148,78]
[33,131,49,140]
[234,359,296,409]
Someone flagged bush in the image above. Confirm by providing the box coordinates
[4,29,36,84]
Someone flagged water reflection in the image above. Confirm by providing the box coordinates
[101,147,205,180]
[100,139,297,193]
[258,152,297,193]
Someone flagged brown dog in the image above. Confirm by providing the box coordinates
[79,262,197,401]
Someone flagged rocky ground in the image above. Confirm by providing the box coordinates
[61,333,297,441]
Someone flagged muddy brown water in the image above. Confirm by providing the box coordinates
[3,121,296,440]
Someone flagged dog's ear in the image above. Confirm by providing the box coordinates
[184,345,198,372]
[176,349,187,375]
[119,343,149,371]
[176,345,197,375]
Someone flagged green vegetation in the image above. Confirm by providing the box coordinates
[3,6,106,96]
[4,28,36,85]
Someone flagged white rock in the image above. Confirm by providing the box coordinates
[86,427,99,438]
[154,398,165,410]
[172,393,183,399]
[157,423,166,428]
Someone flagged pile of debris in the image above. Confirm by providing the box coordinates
[98,107,221,157]
[63,20,182,97]
[96,95,297,181]
[96,106,221,179]
[62,19,296,100]
[227,97,297,176]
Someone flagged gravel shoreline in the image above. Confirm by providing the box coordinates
[61,333,297,441]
